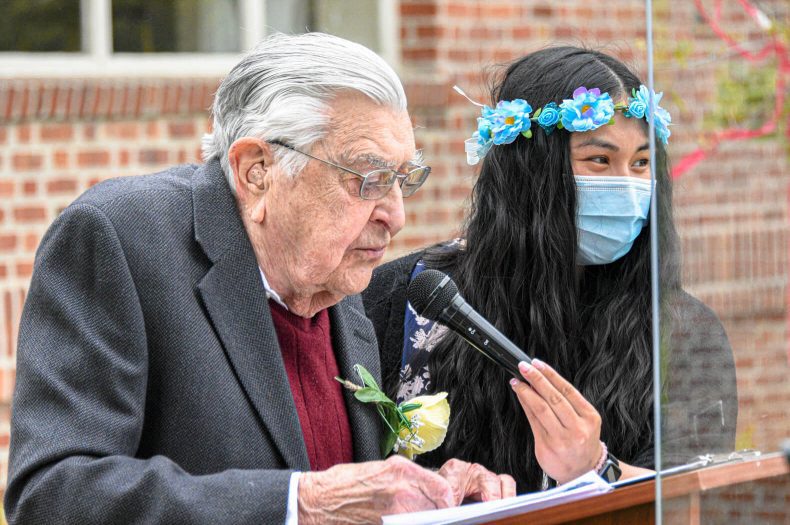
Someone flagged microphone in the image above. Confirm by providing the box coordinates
[407,269,532,378]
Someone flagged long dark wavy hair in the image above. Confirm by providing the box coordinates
[418,46,681,492]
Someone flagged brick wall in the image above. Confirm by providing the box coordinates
[0,0,787,516]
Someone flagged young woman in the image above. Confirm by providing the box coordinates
[364,46,737,492]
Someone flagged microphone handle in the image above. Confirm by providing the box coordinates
[440,294,532,379]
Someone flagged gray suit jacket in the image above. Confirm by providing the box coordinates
[6,160,384,524]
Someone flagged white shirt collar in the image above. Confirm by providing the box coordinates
[258,268,288,310]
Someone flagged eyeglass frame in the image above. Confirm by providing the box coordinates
[267,140,431,200]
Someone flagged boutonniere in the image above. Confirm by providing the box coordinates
[336,364,450,459]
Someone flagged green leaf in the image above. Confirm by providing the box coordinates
[354,364,380,390]
[532,107,542,119]
[378,405,402,456]
[608,118,615,125]
[557,121,564,130]
[398,402,423,413]
[381,429,399,456]
[524,129,533,139]
[377,405,399,434]
[354,387,395,405]
[397,408,413,430]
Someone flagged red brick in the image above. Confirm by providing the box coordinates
[0,234,18,252]
[77,150,110,168]
[39,123,74,142]
[22,181,36,195]
[16,124,31,143]
[13,206,46,223]
[24,233,39,251]
[554,26,574,38]
[53,150,69,169]
[139,149,168,165]
[401,3,437,17]
[46,179,78,194]
[416,25,443,38]
[447,3,470,17]
[168,121,196,138]
[534,5,554,17]
[83,124,96,140]
[0,128,7,143]
[481,4,516,17]
[15,262,33,278]
[105,122,139,139]
[12,153,43,171]
[3,291,12,362]
[146,121,161,138]
[0,265,7,279]
[403,48,438,61]
[0,181,13,197]
[119,150,130,166]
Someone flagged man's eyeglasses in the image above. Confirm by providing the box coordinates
[268,140,430,200]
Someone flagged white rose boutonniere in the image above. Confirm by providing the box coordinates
[336,364,450,459]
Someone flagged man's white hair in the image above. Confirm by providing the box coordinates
[202,32,408,189]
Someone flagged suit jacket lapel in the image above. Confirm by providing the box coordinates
[331,297,384,462]
[193,160,310,471]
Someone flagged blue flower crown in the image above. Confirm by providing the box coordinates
[459,85,672,165]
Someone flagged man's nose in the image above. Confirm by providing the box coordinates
[371,183,406,236]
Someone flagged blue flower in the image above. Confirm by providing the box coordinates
[488,99,532,145]
[536,102,560,132]
[626,94,646,119]
[559,87,615,132]
[627,85,671,144]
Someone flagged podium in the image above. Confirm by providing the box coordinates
[491,453,789,524]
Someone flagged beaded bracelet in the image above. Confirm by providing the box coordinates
[594,441,608,473]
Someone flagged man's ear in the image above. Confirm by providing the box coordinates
[228,137,276,197]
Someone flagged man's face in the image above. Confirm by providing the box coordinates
[244,93,413,304]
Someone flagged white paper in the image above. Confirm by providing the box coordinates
[382,471,612,525]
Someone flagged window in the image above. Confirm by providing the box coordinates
[0,0,82,52]
[0,0,397,77]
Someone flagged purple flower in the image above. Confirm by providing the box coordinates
[559,87,615,132]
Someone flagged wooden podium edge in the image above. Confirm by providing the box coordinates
[492,453,788,525]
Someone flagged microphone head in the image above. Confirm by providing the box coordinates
[407,269,459,321]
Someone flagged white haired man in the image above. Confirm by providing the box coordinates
[5,33,515,524]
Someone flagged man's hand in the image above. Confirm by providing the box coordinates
[298,455,454,524]
[437,458,517,505]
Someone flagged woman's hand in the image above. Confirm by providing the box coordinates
[509,359,603,485]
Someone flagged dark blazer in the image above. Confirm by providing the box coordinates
[363,252,738,469]
[6,160,384,524]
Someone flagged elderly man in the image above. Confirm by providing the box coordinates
[5,33,514,524]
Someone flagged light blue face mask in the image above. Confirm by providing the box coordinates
[574,175,653,266]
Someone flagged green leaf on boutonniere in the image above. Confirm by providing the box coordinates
[354,364,380,390]
[354,387,395,406]
[336,364,450,460]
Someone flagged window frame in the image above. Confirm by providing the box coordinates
[0,0,399,78]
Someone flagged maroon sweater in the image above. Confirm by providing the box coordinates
[269,301,354,471]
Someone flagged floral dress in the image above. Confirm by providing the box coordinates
[396,255,552,489]
[395,260,449,405]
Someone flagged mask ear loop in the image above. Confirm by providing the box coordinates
[453,85,486,107]
[454,86,490,165]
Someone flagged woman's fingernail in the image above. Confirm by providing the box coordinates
[509,378,519,387]
[518,361,531,372]
[532,359,545,370]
